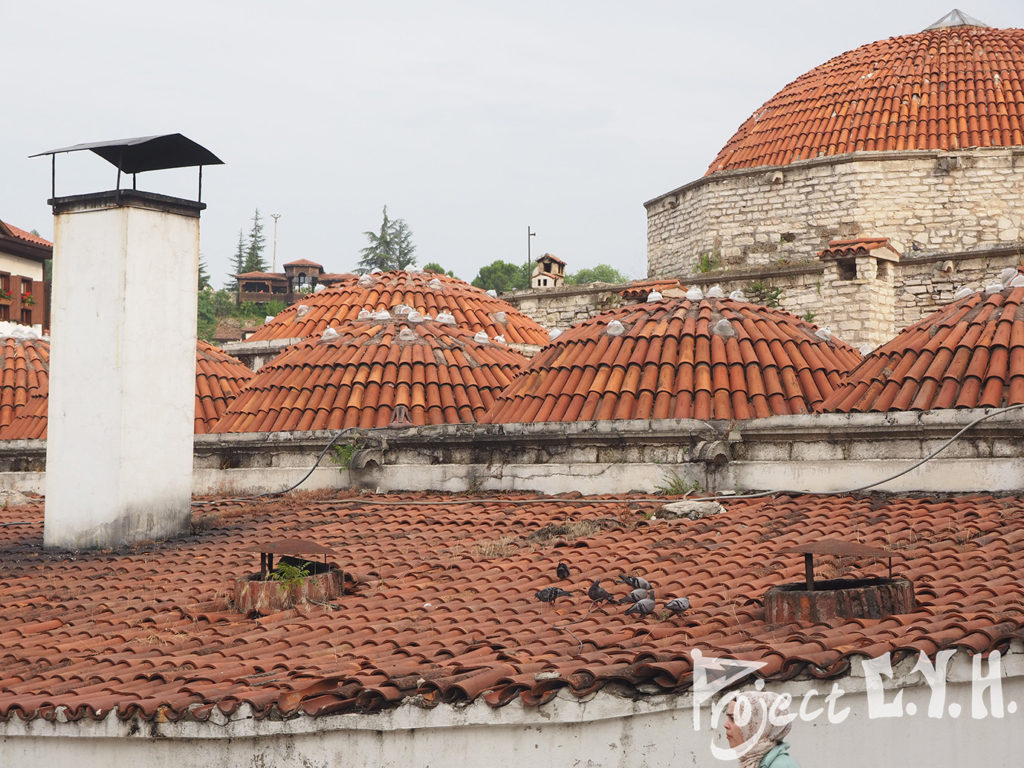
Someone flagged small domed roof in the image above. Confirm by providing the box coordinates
[245,271,549,349]
[211,320,526,433]
[482,296,862,424]
[0,341,253,439]
[820,283,1024,412]
[708,22,1024,174]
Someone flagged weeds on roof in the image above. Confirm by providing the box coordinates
[330,437,363,471]
[747,280,783,307]
[654,469,702,497]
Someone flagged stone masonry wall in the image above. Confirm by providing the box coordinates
[503,284,627,331]
[645,148,1024,278]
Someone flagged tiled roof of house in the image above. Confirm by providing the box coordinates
[283,259,324,269]
[707,24,1024,174]
[0,220,52,248]
[0,336,48,430]
[211,319,526,433]
[482,296,862,424]
[618,279,683,301]
[0,341,253,439]
[817,237,900,258]
[820,283,1024,412]
[245,271,549,347]
[2,490,1023,723]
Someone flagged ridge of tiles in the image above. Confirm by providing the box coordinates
[244,271,550,347]
[0,336,49,430]
[481,296,863,424]
[819,284,1024,413]
[0,341,254,439]
[1,491,1023,723]
[707,25,1024,174]
[210,319,527,433]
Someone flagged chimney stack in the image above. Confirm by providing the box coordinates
[33,135,222,549]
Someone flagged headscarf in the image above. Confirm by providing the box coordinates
[731,691,793,768]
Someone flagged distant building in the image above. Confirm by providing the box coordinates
[236,259,354,304]
[531,253,565,289]
[0,219,49,329]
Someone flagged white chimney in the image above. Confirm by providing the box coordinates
[33,135,222,549]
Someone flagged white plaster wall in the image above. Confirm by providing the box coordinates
[44,202,199,548]
[0,253,44,282]
[2,657,1023,767]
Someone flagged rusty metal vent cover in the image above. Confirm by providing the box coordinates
[765,539,915,623]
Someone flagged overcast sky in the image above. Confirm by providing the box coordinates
[3,1,1020,288]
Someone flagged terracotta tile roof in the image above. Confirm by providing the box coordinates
[194,341,257,434]
[245,271,549,347]
[0,336,48,430]
[0,220,52,248]
[2,490,1023,723]
[707,25,1024,174]
[237,271,287,281]
[820,284,1024,412]
[817,237,900,258]
[211,319,526,432]
[482,296,862,424]
[283,259,324,269]
[618,279,683,301]
[0,341,253,439]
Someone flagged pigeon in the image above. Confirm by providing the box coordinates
[619,574,651,591]
[619,587,654,604]
[625,598,656,617]
[556,562,570,580]
[536,587,574,603]
[665,597,691,616]
[587,580,616,604]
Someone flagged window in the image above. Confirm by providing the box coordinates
[837,259,857,280]
[19,309,31,325]
[0,305,8,321]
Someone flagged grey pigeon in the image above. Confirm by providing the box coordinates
[587,579,616,603]
[625,598,656,617]
[665,597,691,616]
[536,586,574,603]
[619,574,651,591]
[619,587,654,604]
[556,562,570,580]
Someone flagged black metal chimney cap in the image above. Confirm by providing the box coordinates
[30,134,223,174]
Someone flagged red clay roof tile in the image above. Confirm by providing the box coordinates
[0,220,52,248]
[483,296,862,424]
[212,320,525,432]
[820,285,1024,412]
[707,25,1024,174]
[0,340,253,439]
[2,492,1024,722]
[245,271,549,349]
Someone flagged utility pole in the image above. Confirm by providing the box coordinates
[271,213,282,272]
[527,226,536,288]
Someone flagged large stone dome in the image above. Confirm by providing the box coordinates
[707,18,1024,174]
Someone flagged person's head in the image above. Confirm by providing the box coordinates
[724,691,793,749]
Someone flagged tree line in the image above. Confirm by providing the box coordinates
[197,206,629,340]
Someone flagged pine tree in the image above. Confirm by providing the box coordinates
[357,206,417,273]
[243,209,267,273]
[198,257,212,291]
[227,229,246,293]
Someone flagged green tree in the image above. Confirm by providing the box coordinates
[243,209,267,274]
[198,257,212,291]
[471,260,530,293]
[227,229,246,293]
[357,206,416,273]
[422,262,456,278]
[566,264,629,285]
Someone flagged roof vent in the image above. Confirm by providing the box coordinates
[486,289,498,298]
[549,328,563,341]
[393,304,411,316]
[370,268,383,275]
[712,318,736,337]
[407,310,424,322]
[359,275,374,286]
[494,311,508,323]
[398,327,417,342]
[764,540,915,623]
[953,286,974,300]
[493,334,506,344]
[321,327,339,341]
[606,319,625,336]
[814,325,832,341]
[924,9,989,30]
[998,267,1017,285]
[357,309,372,320]
[706,284,724,298]
[685,287,704,301]
[1011,275,1024,288]
[234,539,345,615]
[428,278,443,290]
[729,289,746,301]
[436,311,456,325]
[295,304,309,317]
[373,310,392,320]
[474,331,489,343]
[389,404,414,427]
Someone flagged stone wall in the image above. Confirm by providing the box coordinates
[502,284,626,331]
[645,148,1024,278]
